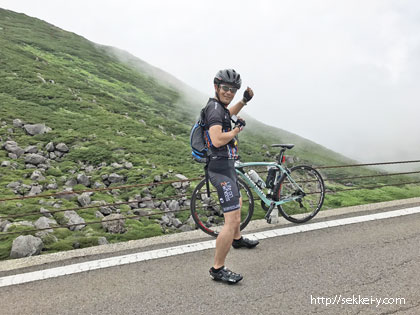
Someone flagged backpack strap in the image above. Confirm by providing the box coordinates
[204,156,210,197]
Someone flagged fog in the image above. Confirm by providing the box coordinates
[1,0,420,166]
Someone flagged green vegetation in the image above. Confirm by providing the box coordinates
[0,9,418,260]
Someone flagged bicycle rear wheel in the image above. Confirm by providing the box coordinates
[274,165,325,223]
[190,177,254,237]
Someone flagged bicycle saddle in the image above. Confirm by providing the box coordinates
[271,144,295,149]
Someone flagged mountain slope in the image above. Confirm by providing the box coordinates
[1,8,418,260]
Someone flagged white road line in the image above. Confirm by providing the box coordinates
[1,206,420,288]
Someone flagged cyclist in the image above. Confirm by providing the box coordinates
[205,69,259,284]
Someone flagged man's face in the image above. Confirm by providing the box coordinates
[215,84,237,105]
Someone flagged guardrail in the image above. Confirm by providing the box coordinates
[1,159,419,237]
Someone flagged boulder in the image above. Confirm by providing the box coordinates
[24,145,38,153]
[124,162,133,169]
[40,207,53,218]
[55,143,69,153]
[63,210,86,231]
[0,219,11,232]
[25,154,47,165]
[34,217,56,234]
[98,237,109,245]
[3,141,24,157]
[101,214,126,234]
[77,192,91,207]
[30,170,45,181]
[13,119,23,128]
[10,235,44,259]
[45,142,55,152]
[65,178,77,187]
[28,185,43,196]
[77,174,90,187]
[1,161,10,167]
[7,181,21,190]
[23,124,47,136]
[108,173,124,183]
[171,218,183,228]
[168,200,180,212]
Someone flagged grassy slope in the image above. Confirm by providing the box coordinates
[0,9,418,259]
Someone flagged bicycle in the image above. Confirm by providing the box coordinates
[190,144,325,237]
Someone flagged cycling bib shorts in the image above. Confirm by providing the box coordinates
[208,158,241,212]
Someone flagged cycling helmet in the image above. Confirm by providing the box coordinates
[214,69,242,89]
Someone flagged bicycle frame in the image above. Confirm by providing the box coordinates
[234,161,304,207]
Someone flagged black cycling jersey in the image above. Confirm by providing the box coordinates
[203,98,239,160]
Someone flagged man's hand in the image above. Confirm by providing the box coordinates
[242,87,254,104]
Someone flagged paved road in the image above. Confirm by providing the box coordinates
[1,211,420,315]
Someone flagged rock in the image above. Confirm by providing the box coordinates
[55,143,69,152]
[8,153,18,160]
[40,207,53,218]
[171,182,182,189]
[179,225,193,232]
[54,150,64,158]
[171,218,183,228]
[168,200,180,212]
[111,162,124,169]
[65,178,77,187]
[124,162,133,169]
[46,183,58,190]
[95,211,105,218]
[30,170,45,181]
[25,154,47,165]
[77,192,91,207]
[23,124,47,136]
[49,152,57,159]
[10,235,44,259]
[154,175,162,182]
[77,174,90,187]
[161,215,171,226]
[3,141,24,157]
[0,219,11,232]
[141,197,155,209]
[28,185,43,196]
[63,211,86,231]
[98,237,109,245]
[93,182,104,189]
[24,145,38,153]
[101,214,126,234]
[6,182,22,189]
[99,206,113,216]
[85,165,94,173]
[175,174,190,188]
[108,173,124,183]
[34,217,56,234]
[45,142,55,152]
[133,209,149,217]
[1,161,10,167]
[13,119,23,127]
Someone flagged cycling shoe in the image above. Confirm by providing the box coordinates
[232,237,259,249]
[209,267,243,284]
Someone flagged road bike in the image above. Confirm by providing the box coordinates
[190,144,325,237]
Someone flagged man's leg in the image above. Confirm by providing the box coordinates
[213,207,241,269]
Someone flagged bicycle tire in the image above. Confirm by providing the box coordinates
[274,165,325,223]
[190,177,254,237]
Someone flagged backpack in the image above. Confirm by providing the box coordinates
[190,107,209,163]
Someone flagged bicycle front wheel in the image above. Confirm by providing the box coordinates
[190,177,254,237]
[274,165,325,223]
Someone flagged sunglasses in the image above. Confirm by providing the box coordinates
[220,85,238,93]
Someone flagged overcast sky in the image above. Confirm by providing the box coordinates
[1,0,419,164]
